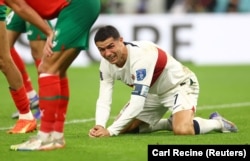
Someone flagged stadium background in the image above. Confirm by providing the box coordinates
[14,0,250,66]
[1,1,250,161]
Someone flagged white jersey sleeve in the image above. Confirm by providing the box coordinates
[95,60,114,128]
[107,95,146,136]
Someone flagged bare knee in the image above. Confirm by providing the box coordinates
[38,61,54,74]
[173,124,195,135]
[172,110,196,135]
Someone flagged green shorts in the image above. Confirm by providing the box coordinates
[6,11,52,40]
[0,5,6,21]
[52,0,100,52]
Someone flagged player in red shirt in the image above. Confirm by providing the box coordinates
[0,1,37,134]
[5,0,100,151]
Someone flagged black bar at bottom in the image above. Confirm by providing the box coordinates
[148,145,250,161]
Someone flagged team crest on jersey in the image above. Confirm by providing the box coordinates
[136,69,146,81]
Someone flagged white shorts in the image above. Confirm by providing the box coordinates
[136,76,199,126]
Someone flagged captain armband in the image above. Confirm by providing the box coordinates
[131,84,149,97]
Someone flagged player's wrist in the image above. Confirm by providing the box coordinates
[95,125,104,128]
[95,122,106,128]
[107,127,119,136]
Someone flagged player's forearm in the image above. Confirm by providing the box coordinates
[95,81,114,127]
[107,95,145,136]
[95,103,111,128]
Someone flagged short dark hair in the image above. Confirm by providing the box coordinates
[94,25,120,43]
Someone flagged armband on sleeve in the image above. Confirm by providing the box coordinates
[131,84,149,97]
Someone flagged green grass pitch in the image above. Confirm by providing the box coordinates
[0,62,249,161]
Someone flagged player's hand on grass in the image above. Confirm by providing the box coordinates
[89,125,110,138]
[89,125,105,137]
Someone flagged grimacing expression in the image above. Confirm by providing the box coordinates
[96,37,124,65]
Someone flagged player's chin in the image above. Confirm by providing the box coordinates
[108,59,117,65]
[108,57,118,64]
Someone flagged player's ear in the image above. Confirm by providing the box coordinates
[119,37,124,43]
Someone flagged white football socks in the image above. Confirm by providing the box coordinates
[193,117,221,134]
[19,111,34,120]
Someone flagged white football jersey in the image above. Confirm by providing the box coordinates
[95,41,195,135]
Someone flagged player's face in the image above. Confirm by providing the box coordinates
[96,37,126,67]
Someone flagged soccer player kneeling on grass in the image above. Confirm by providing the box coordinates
[89,25,238,138]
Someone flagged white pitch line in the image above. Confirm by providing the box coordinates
[64,118,95,124]
[0,102,249,131]
[198,102,250,110]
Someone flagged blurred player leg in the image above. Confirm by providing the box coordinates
[0,9,36,133]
